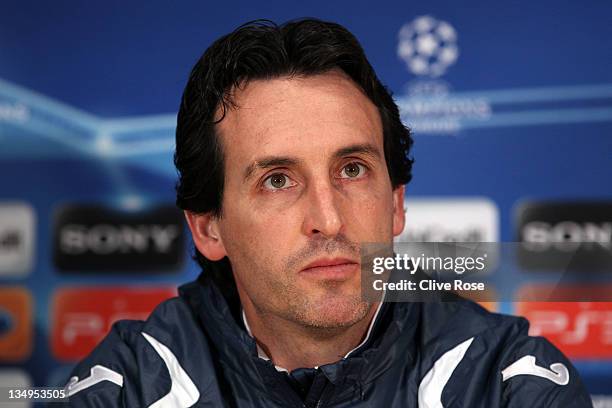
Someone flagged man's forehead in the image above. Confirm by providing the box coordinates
[216,72,383,161]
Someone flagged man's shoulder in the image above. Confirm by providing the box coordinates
[90,294,205,352]
[417,297,528,347]
[417,297,564,370]
[410,298,593,407]
[57,295,218,407]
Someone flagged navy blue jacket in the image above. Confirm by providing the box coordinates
[56,279,593,407]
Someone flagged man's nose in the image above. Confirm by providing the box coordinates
[301,180,344,238]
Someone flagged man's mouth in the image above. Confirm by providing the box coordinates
[299,258,359,280]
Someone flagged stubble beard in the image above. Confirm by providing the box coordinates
[253,234,373,331]
[286,287,372,331]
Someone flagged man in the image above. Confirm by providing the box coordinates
[60,19,593,407]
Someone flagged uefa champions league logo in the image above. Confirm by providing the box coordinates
[396,16,492,134]
[397,15,459,78]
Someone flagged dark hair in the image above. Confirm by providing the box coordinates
[174,18,414,295]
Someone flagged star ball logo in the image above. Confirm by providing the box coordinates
[397,15,459,78]
[395,15,492,135]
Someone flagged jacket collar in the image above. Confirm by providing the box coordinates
[240,297,386,373]
[179,277,420,388]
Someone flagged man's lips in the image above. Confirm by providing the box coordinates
[299,258,359,280]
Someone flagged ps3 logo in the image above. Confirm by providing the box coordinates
[530,309,612,345]
[61,311,150,345]
[518,301,612,359]
[51,287,176,361]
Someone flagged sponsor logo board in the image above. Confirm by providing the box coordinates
[516,201,612,272]
[398,198,499,242]
[0,287,32,362]
[53,204,184,272]
[0,203,35,277]
[517,297,612,359]
[51,286,176,361]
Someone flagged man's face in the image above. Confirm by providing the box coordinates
[213,71,405,329]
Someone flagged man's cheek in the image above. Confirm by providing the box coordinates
[349,195,393,232]
[248,189,304,214]
[251,211,303,240]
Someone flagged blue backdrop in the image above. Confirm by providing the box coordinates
[0,0,610,404]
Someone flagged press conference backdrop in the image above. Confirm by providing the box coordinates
[0,1,611,405]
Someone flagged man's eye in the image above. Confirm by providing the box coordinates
[263,173,296,190]
[340,162,367,179]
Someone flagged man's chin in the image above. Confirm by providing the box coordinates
[290,294,372,330]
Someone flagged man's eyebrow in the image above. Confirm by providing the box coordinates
[333,143,382,160]
[243,144,381,182]
[243,157,301,181]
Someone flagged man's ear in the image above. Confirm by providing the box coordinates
[392,185,406,237]
[184,210,227,261]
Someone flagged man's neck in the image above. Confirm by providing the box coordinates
[241,300,381,372]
